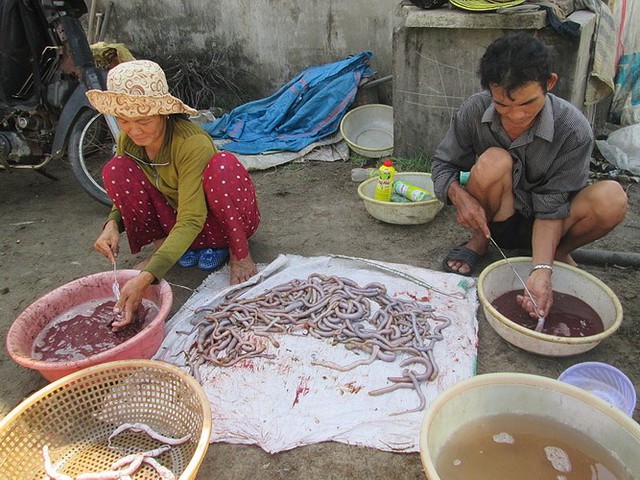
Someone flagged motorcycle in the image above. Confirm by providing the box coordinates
[0,0,118,206]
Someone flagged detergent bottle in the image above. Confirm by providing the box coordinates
[392,180,432,202]
[374,159,396,202]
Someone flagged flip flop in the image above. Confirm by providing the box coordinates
[442,244,481,276]
[178,249,200,268]
[198,247,229,271]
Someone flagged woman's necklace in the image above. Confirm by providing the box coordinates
[124,150,167,188]
[125,118,169,187]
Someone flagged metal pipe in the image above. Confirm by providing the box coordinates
[362,75,393,90]
[99,1,115,42]
[87,0,98,44]
[572,248,640,268]
[94,12,103,45]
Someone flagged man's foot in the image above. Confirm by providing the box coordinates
[443,237,487,276]
[230,252,257,285]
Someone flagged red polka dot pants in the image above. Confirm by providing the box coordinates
[103,152,260,260]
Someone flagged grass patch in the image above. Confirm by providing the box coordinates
[391,154,432,173]
[346,152,432,173]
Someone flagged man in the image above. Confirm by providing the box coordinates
[431,33,627,320]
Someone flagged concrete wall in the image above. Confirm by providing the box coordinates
[95,0,399,101]
[94,1,604,158]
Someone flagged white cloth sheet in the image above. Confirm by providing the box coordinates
[213,132,349,171]
[154,254,478,453]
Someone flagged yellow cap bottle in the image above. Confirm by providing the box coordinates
[374,159,397,202]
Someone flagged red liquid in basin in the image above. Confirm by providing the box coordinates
[491,290,604,337]
[32,299,158,362]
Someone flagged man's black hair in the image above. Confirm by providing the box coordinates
[478,33,553,97]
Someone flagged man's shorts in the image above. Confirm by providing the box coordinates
[489,212,533,250]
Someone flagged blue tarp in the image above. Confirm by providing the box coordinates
[203,52,374,155]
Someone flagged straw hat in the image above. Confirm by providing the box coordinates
[86,60,197,117]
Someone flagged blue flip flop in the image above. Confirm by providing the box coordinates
[178,249,200,268]
[198,247,229,271]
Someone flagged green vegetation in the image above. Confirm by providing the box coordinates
[390,154,432,173]
[347,152,432,173]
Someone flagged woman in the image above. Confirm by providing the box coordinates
[86,60,260,330]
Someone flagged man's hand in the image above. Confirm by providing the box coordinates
[522,218,562,318]
[111,271,155,331]
[517,269,553,319]
[449,182,491,238]
[95,220,121,263]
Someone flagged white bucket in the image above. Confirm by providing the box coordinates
[420,373,640,479]
[477,257,623,356]
[357,172,443,225]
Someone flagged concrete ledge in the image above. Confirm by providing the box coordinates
[402,6,548,29]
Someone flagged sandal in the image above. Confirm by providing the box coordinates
[198,247,229,271]
[442,243,481,277]
[178,249,200,268]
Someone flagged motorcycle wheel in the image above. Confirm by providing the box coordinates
[68,109,116,206]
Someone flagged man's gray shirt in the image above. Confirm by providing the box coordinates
[431,91,593,219]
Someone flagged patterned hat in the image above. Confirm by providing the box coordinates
[86,60,197,117]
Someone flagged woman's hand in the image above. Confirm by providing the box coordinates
[95,220,121,262]
[517,270,553,319]
[229,252,257,285]
[111,271,156,331]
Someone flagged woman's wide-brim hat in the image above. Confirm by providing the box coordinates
[86,59,197,117]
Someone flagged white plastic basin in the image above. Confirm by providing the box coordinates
[477,257,623,356]
[340,104,393,158]
[420,373,640,479]
[357,172,443,225]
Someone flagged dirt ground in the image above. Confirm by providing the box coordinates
[1,157,639,479]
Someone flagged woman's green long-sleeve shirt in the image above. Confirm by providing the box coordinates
[107,116,217,280]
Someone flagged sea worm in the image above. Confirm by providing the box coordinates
[188,274,453,414]
[142,457,176,479]
[108,423,191,447]
[42,445,73,480]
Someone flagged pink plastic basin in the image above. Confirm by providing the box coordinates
[6,270,173,382]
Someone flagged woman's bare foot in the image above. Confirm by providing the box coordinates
[229,252,257,285]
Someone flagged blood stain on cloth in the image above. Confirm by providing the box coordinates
[293,375,311,406]
[396,290,431,303]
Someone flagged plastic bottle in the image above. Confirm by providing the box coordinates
[392,180,432,202]
[374,159,397,202]
[391,192,412,203]
[350,167,377,182]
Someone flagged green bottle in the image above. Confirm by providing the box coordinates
[392,180,432,202]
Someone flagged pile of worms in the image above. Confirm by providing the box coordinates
[186,273,452,415]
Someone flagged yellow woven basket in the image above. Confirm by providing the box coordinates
[0,359,212,480]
